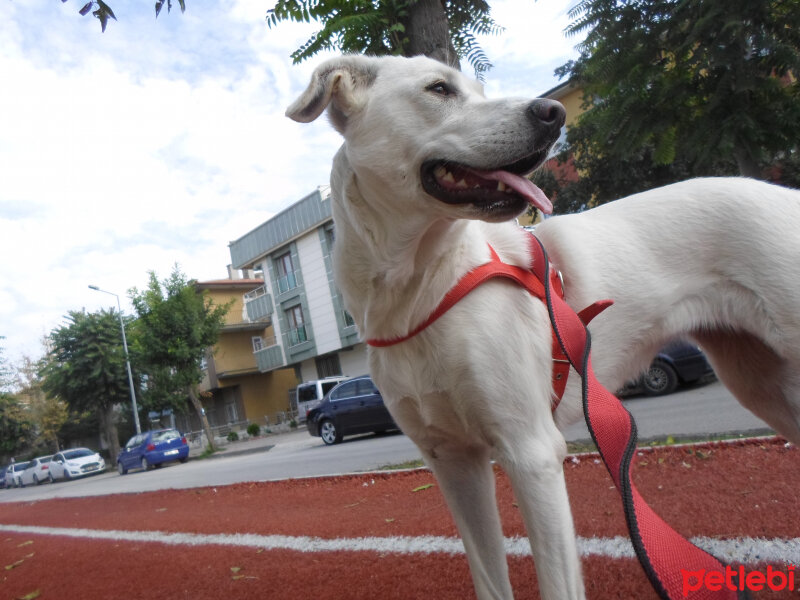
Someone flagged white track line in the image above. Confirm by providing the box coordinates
[1,524,798,565]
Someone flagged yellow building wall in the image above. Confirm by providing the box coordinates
[214,330,260,374]
[200,283,299,426]
[225,369,299,426]
[558,86,586,127]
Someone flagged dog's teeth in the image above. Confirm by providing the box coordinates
[456,179,469,189]
[434,166,447,178]
[497,181,507,192]
[441,171,455,184]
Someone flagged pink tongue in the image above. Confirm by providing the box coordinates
[468,168,553,215]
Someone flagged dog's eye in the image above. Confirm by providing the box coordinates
[426,81,454,97]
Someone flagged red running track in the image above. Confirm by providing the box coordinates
[1,438,798,599]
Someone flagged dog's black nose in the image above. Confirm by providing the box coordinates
[528,99,566,129]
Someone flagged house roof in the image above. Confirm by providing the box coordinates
[541,78,578,101]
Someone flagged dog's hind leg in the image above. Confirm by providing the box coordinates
[494,432,585,600]
[423,445,515,600]
[693,329,800,445]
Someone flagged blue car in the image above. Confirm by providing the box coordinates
[117,428,190,475]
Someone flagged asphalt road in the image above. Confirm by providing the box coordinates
[0,380,772,504]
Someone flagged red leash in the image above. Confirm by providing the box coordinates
[367,233,743,600]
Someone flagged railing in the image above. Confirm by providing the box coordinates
[255,343,285,371]
[287,325,309,347]
[244,286,273,321]
[184,420,252,445]
[276,271,299,294]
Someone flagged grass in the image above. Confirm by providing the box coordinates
[566,430,775,455]
[374,431,777,470]
[195,445,225,460]
[376,459,426,471]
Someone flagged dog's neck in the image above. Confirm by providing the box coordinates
[330,147,481,341]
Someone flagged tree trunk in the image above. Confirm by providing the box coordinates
[734,147,762,179]
[99,405,120,464]
[400,0,461,70]
[187,385,215,451]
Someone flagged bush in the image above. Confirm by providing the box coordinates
[246,423,261,437]
[227,431,239,442]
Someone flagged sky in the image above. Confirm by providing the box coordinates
[0,0,583,366]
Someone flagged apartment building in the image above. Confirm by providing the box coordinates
[228,187,368,398]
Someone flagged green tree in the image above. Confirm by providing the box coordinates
[63,0,185,32]
[40,310,130,461]
[559,0,800,193]
[266,0,503,79]
[129,266,231,452]
[0,394,33,460]
[0,337,13,394]
[16,355,69,453]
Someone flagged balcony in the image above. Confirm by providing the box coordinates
[244,286,273,322]
[254,340,285,372]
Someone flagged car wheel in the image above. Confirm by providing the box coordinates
[320,419,342,445]
[32,474,39,485]
[117,462,127,476]
[63,470,71,481]
[179,457,188,464]
[643,361,679,396]
[141,457,150,471]
[48,473,55,484]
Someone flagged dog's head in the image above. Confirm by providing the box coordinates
[287,55,565,222]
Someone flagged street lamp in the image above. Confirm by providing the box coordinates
[88,285,141,434]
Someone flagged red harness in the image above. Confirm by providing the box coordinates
[367,235,574,410]
[366,233,739,600]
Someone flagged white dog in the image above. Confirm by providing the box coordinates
[288,54,800,600]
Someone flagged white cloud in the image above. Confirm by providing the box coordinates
[0,0,580,364]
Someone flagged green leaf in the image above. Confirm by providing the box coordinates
[411,483,434,492]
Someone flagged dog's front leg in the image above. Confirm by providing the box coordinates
[496,435,585,600]
[423,445,514,600]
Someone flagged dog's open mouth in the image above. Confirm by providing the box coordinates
[421,154,553,215]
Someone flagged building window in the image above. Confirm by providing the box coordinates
[286,305,308,346]
[316,354,342,379]
[275,252,298,293]
[252,336,264,352]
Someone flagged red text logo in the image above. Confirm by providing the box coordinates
[681,565,796,596]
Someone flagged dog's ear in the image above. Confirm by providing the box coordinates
[286,55,377,133]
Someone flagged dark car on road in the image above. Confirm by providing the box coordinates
[117,428,190,474]
[620,341,715,396]
[307,375,398,445]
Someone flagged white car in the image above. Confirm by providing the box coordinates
[19,455,54,486]
[49,448,106,482]
[4,462,31,488]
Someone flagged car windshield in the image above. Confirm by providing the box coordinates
[152,429,181,443]
[38,455,53,463]
[14,462,30,471]
[64,449,94,460]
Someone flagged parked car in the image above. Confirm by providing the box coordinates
[49,448,106,482]
[295,375,350,423]
[4,462,31,488]
[117,428,190,475]
[307,375,398,445]
[19,455,54,486]
[619,341,714,397]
